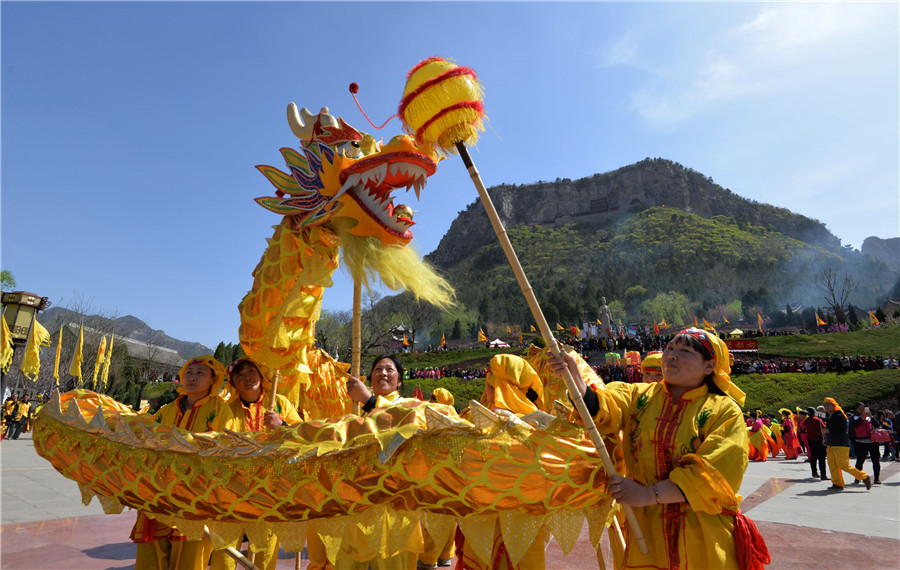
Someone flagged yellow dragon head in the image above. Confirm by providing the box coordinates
[255,104,438,247]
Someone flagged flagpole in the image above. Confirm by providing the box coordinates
[14,310,39,394]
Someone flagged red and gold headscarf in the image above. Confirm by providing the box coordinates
[677,328,745,406]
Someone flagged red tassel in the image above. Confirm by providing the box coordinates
[723,509,771,570]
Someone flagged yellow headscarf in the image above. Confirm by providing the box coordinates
[431,387,455,406]
[485,354,544,416]
[677,328,745,406]
[641,351,662,371]
[177,355,227,397]
[824,397,842,412]
[226,357,276,389]
[779,408,792,417]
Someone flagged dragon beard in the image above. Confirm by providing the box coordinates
[338,231,455,310]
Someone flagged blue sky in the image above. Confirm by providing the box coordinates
[2,1,898,349]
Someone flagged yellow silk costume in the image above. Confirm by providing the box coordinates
[227,391,303,432]
[460,355,547,570]
[132,388,238,570]
[210,390,304,570]
[747,421,774,462]
[337,390,424,569]
[585,381,748,569]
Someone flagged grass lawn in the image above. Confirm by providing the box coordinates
[756,326,900,358]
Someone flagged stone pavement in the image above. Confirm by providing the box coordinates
[2,430,899,569]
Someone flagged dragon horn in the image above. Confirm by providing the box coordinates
[287,104,338,141]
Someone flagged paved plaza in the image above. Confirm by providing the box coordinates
[2,430,898,569]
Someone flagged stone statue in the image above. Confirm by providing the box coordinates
[598,297,613,339]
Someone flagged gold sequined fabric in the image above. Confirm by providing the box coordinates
[34,390,615,561]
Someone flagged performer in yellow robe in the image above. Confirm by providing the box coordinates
[551,328,769,570]
[209,357,302,570]
[131,355,238,570]
[342,355,424,570]
[768,418,785,458]
[419,387,457,569]
[747,412,774,462]
[456,354,547,570]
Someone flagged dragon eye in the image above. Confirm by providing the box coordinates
[337,141,363,158]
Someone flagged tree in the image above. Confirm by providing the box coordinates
[1,270,16,292]
[213,342,231,367]
[815,268,858,324]
[451,319,462,340]
[641,292,690,327]
[847,306,860,329]
[314,310,352,360]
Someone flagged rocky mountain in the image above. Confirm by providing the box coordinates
[428,158,840,269]
[39,307,212,359]
[420,158,898,329]
[862,237,900,267]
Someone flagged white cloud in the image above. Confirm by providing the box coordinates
[608,3,897,126]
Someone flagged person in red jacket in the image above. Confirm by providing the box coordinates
[801,407,828,480]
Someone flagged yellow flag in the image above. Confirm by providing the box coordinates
[757,313,764,333]
[53,327,63,385]
[21,319,50,380]
[556,323,564,331]
[402,333,409,346]
[723,315,731,324]
[1,316,13,375]
[91,336,107,388]
[530,325,536,333]
[660,318,668,328]
[506,325,512,334]
[815,313,826,326]
[702,318,713,331]
[869,311,880,325]
[596,318,602,325]
[518,330,523,344]
[101,334,114,390]
[69,325,84,385]
[440,333,446,348]
[694,316,699,327]
[478,328,488,342]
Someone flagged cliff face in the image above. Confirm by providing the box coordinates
[862,237,900,267]
[427,158,840,269]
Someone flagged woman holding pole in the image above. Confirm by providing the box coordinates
[550,328,769,570]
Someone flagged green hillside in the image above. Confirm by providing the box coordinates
[437,206,896,331]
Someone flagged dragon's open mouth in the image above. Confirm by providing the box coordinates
[335,152,437,239]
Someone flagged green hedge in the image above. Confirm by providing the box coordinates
[399,377,486,413]
[737,369,900,413]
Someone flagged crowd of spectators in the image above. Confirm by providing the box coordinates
[731,355,898,375]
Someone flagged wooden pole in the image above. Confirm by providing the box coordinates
[455,142,648,555]
[267,370,280,412]
[352,280,363,415]
[352,281,362,378]
[204,526,259,570]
